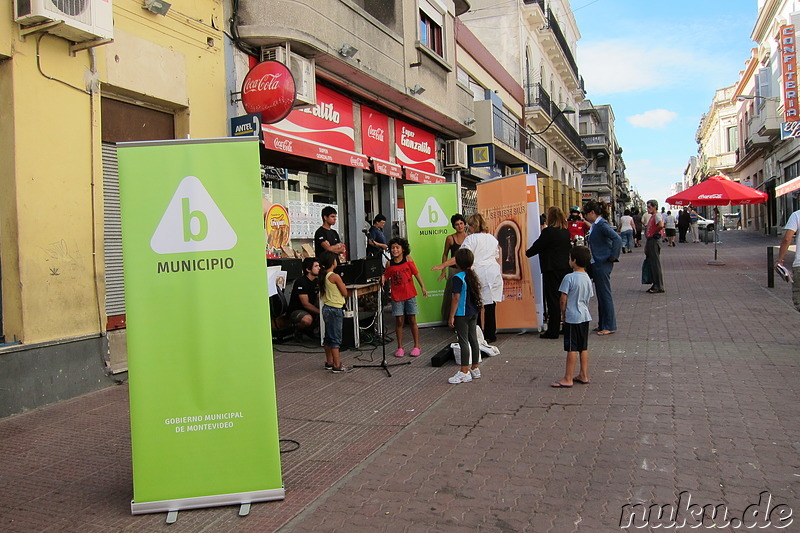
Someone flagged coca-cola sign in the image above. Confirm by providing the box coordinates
[361,106,390,160]
[241,61,296,124]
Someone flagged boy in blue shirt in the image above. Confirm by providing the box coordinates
[551,246,593,388]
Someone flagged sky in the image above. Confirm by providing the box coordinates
[572,0,758,206]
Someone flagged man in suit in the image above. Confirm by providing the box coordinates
[583,200,622,335]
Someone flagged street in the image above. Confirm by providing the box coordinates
[1,230,798,532]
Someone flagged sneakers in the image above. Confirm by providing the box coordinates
[469,368,481,379]
[410,347,421,357]
[324,362,334,370]
[448,371,473,384]
[331,365,352,373]
[394,348,405,357]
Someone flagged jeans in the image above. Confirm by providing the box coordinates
[322,305,344,349]
[620,230,634,250]
[793,267,800,312]
[592,260,616,331]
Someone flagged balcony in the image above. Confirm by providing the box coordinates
[707,153,736,173]
[465,100,548,170]
[582,172,610,187]
[581,133,609,156]
[522,0,546,27]
[524,83,586,163]
[538,8,579,86]
[749,104,781,139]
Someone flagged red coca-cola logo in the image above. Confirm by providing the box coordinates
[241,61,296,123]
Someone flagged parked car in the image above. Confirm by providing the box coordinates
[695,215,714,232]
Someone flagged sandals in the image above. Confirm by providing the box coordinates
[597,330,615,336]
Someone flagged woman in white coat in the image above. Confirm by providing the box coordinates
[433,213,503,342]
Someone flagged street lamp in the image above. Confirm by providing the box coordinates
[530,104,576,135]
[737,95,780,102]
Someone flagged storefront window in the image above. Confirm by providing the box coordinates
[261,167,342,255]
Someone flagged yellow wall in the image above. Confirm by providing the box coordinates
[1,0,225,344]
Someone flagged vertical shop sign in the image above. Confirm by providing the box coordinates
[403,183,459,326]
[477,173,541,331]
[780,25,799,123]
[361,106,390,161]
[117,137,284,514]
[394,119,437,173]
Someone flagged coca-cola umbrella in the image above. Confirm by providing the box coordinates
[666,175,768,265]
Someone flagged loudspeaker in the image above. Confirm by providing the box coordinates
[361,256,383,282]
[340,316,355,350]
[335,262,362,285]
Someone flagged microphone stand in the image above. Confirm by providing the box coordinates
[352,283,410,377]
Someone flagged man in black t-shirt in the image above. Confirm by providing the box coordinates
[314,206,345,259]
[288,258,320,337]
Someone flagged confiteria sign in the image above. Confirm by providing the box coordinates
[780,25,800,123]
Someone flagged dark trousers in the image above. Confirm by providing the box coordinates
[454,315,480,366]
[678,226,688,242]
[543,269,570,334]
[478,302,496,342]
[591,260,616,332]
[645,237,664,291]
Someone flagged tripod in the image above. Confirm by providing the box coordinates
[352,285,410,377]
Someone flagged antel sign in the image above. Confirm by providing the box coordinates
[241,61,296,124]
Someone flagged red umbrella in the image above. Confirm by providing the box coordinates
[666,175,768,206]
[665,175,767,265]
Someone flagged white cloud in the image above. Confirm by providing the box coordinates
[578,37,733,96]
[627,109,678,129]
[624,158,686,205]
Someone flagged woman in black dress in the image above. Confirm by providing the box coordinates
[526,206,572,338]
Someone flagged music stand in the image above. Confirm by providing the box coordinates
[352,284,410,377]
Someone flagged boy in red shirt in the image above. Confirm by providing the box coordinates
[382,238,427,357]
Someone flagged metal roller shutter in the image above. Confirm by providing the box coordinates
[102,142,125,318]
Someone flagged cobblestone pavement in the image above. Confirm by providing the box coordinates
[1,230,797,532]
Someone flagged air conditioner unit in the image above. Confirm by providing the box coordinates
[14,0,114,42]
[261,45,317,108]
[444,139,468,169]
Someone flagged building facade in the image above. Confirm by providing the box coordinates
[1,0,229,416]
[579,101,627,219]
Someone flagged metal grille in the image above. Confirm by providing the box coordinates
[102,142,125,318]
[50,0,90,22]
[461,187,478,217]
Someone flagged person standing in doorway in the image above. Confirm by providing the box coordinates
[315,206,346,259]
[366,214,388,258]
[644,200,665,294]
[583,200,622,336]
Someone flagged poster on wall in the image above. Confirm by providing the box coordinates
[477,173,541,331]
[117,137,284,514]
[403,183,459,326]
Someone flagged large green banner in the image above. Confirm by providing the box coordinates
[117,137,284,514]
[404,183,459,326]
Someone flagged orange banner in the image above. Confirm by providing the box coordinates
[780,25,799,122]
[477,174,539,330]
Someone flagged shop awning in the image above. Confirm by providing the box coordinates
[262,126,370,170]
[404,167,446,184]
[776,176,800,197]
[371,158,402,179]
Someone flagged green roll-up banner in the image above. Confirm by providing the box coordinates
[403,183,459,326]
[117,137,284,514]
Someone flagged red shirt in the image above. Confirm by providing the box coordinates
[568,220,588,241]
[384,259,419,302]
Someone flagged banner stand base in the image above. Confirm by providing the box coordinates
[131,488,285,516]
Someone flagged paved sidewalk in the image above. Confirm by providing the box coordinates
[1,230,798,532]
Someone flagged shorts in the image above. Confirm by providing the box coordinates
[563,321,590,352]
[391,296,418,317]
[665,228,676,237]
[322,305,344,349]
[289,309,311,323]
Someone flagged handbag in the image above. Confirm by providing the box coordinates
[641,258,652,285]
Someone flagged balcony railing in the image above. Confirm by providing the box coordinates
[524,83,585,153]
[581,134,608,149]
[582,172,610,186]
[544,8,579,80]
[491,105,548,169]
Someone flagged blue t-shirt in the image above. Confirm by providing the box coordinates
[558,271,593,324]
[452,272,478,317]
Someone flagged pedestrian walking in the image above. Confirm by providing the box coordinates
[632,208,643,248]
[447,248,483,384]
[319,252,351,373]
[776,208,800,312]
[383,237,427,357]
[551,246,593,388]
[664,210,677,247]
[618,209,635,253]
[644,200,665,293]
[583,200,622,336]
